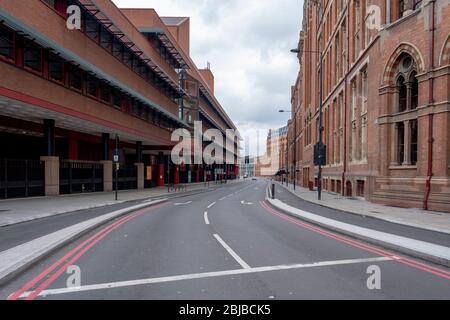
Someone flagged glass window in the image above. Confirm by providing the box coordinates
[69,64,82,90]
[397,76,407,112]
[48,52,64,82]
[100,82,110,103]
[397,122,405,164]
[112,89,122,108]
[410,120,418,165]
[43,0,56,8]
[85,15,99,42]
[123,50,133,68]
[24,40,42,72]
[112,38,123,60]
[86,74,98,97]
[410,72,418,110]
[100,26,112,51]
[0,25,14,60]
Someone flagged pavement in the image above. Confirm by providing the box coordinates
[272,181,450,234]
[0,179,448,300]
[0,180,239,227]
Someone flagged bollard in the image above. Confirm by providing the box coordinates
[271,183,275,199]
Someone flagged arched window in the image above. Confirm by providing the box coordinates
[390,53,420,166]
[410,71,419,110]
[395,54,418,113]
[397,76,407,112]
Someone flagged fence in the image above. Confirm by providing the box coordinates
[0,159,45,199]
[60,160,104,194]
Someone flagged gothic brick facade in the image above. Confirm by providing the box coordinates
[289,0,450,212]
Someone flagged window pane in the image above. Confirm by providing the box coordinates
[69,65,82,90]
[112,89,121,108]
[397,122,405,164]
[48,52,64,82]
[112,38,123,59]
[0,26,14,60]
[100,82,110,103]
[123,50,133,68]
[85,15,99,42]
[43,0,56,8]
[100,26,112,51]
[24,40,42,72]
[87,75,98,97]
[410,120,418,165]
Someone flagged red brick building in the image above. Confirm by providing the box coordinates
[289,0,450,212]
[0,0,237,199]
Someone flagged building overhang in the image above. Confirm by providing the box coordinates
[0,8,189,130]
[139,28,190,70]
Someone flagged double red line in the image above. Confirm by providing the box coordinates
[260,201,450,280]
[8,203,167,300]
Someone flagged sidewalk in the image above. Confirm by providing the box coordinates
[273,181,450,235]
[0,180,242,227]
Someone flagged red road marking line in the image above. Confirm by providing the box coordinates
[9,203,167,300]
[262,202,450,277]
[260,201,450,280]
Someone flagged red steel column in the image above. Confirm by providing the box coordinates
[158,164,165,187]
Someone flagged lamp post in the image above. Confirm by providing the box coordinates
[279,110,297,190]
[290,48,324,200]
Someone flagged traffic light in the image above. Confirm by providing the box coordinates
[314,142,326,166]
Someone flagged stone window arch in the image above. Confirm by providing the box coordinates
[383,48,422,167]
[440,34,450,67]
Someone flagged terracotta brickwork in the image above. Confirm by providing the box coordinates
[289,0,450,212]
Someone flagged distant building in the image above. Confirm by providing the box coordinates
[239,156,256,177]
[256,126,288,176]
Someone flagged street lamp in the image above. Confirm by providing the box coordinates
[289,48,324,200]
[279,109,297,190]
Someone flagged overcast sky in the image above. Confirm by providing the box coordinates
[112,0,302,156]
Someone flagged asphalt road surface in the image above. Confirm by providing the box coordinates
[1,180,449,300]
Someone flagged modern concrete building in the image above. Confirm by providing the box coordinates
[288,0,450,212]
[0,0,237,199]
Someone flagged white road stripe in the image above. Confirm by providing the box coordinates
[204,211,210,225]
[174,201,192,206]
[17,257,393,298]
[207,202,216,209]
[213,234,251,269]
[219,196,227,201]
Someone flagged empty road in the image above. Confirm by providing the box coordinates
[1,180,449,300]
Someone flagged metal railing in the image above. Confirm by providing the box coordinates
[0,159,45,199]
[60,160,104,194]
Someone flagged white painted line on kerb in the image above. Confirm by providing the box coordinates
[207,202,216,209]
[204,211,210,225]
[213,234,251,269]
[15,257,393,298]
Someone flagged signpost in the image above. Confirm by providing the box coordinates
[114,135,119,201]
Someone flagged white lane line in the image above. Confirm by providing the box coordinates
[204,211,210,225]
[174,201,192,206]
[17,256,393,298]
[207,202,216,209]
[213,234,251,269]
[219,196,227,201]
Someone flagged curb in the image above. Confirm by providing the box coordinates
[265,190,450,267]
[0,199,168,285]
[0,181,244,228]
[273,181,450,235]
